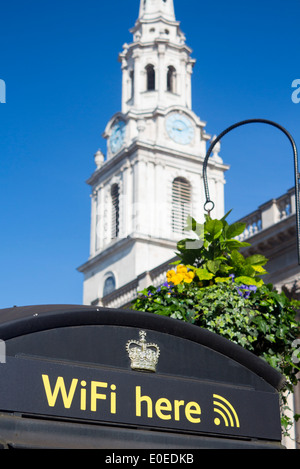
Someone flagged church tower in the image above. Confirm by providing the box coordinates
[78,0,228,306]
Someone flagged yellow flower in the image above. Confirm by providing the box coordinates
[183,271,195,283]
[177,265,188,274]
[166,265,195,285]
[166,269,176,282]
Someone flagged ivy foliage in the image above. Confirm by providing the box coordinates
[132,212,300,436]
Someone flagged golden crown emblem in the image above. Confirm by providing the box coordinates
[126,330,160,373]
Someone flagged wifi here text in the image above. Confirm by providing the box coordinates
[42,375,203,425]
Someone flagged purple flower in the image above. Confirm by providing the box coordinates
[235,283,257,299]
[161,282,173,292]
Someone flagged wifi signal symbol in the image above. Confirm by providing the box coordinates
[213,394,240,428]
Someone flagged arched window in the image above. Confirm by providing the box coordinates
[111,184,120,239]
[145,64,155,91]
[103,274,116,297]
[172,177,191,234]
[167,66,176,93]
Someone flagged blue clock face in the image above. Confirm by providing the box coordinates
[166,113,194,145]
[109,120,126,154]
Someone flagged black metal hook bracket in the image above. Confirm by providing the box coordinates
[202,118,300,264]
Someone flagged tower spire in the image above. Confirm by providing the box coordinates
[139,0,176,22]
[78,0,228,309]
[121,0,192,114]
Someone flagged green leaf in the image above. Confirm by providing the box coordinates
[220,209,233,221]
[169,260,181,266]
[252,265,268,275]
[205,219,223,239]
[215,277,231,283]
[226,222,246,239]
[195,268,214,281]
[225,239,251,250]
[246,254,268,266]
[254,316,268,334]
[207,260,221,275]
[230,249,246,266]
[235,276,259,286]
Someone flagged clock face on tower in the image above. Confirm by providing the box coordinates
[109,120,126,154]
[166,113,194,145]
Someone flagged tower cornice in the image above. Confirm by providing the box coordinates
[119,39,194,64]
[86,138,228,190]
[130,16,180,34]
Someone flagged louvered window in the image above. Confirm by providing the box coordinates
[111,184,120,239]
[172,178,191,234]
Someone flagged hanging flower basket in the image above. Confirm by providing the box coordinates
[132,212,300,436]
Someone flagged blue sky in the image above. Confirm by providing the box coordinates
[0,0,299,309]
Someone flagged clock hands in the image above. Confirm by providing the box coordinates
[166,113,194,144]
[172,120,187,132]
[173,124,184,132]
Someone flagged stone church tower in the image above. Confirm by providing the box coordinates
[78,0,228,306]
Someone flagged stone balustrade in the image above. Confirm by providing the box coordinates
[237,187,295,241]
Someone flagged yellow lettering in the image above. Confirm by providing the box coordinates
[80,380,87,411]
[185,401,201,423]
[136,386,153,418]
[90,381,108,412]
[174,400,185,421]
[42,375,78,409]
[155,398,172,420]
[110,384,117,414]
